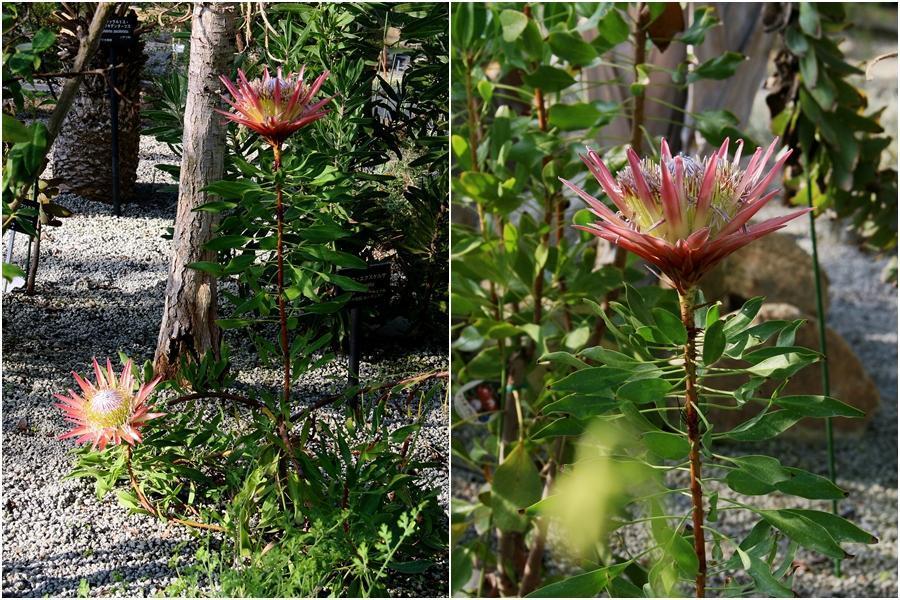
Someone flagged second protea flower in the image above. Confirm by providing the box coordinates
[54,358,164,450]
[218,66,331,148]
[562,137,810,292]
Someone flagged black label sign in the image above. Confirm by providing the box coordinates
[339,262,392,308]
[100,15,137,47]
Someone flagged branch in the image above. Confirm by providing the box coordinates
[124,445,226,533]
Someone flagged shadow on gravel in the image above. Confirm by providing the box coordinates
[1,537,199,597]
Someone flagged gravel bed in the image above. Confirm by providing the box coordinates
[2,135,448,598]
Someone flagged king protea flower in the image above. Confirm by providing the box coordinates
[561,137,811,292]
[54,358,164,450]
[217,66,331,147]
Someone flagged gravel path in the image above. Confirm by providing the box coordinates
[2,136,448,597]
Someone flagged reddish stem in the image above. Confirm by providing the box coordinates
[272,143,303,479]
[679,288,707,597]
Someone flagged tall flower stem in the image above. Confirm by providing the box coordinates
[805,167,840,576]
[272,144,303,478]
[678,287,707,597]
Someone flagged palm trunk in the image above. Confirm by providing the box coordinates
[51,6,145,202]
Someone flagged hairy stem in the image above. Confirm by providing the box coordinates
[679,287,707,597]
[272,144,303,479]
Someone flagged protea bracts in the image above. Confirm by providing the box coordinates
[561,137,810,292]
[217,67,331,148]
[54,358,163,450]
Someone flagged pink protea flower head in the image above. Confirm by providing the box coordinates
[217,66,331,147]
[561,137,811,293]
[54,358,164,450]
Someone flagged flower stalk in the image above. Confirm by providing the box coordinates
[272,143,304,479]
[679,287,707,597]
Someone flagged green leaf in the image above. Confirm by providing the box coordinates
[548,32,598,66]
[775,467,846,500]
[204,234,250,251]
[669,533,699,578]
[493,442,542,510]
[617,378,673,404]
[746,350,817,379]
[547,103,603,131]
[643,431,690,460]
[526,566,617,598]
[2,262,25,282]
[450,546,473,594]
[784,26,809,56]
[31,28,56,53]
[783,509,877,544]
[702,321,726,365]
[678,7,720,45]
[723,410,803,442]
[522,66,577,93]
[798,2,821,38]
[2,113,32,143]
[499,9,528,42]
[771,395,863,418]
[538,351,589,370]
[193,200,237,213]
[651,307,687,344]
[723,296,764,338]
[552,367,631,394]
[687,51,745,82]
[531,417,585,440]
[728,455,792,485]
[757,509,848,559]
[319,271,368,292]
[693,109,739,145]
[748,554,795,598]
[186,261,224,276]
[725,470,775,496]
[542,395,617,419]
[593,9,629,53]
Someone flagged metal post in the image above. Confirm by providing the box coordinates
[108,45,120,216]
[348,306,361,415]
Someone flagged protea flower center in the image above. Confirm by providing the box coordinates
[561,137,811,292]
[86,389,129,428]
[54,358,164,450]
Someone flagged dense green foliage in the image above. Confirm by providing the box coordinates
[449,3,877,597]
[69,351,446,597]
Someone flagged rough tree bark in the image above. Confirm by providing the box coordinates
[154,3,236,379]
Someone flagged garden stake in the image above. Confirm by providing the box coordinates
[806,165,840,577]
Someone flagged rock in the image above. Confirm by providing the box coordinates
[708,303,880,437]
[700,232,829,316]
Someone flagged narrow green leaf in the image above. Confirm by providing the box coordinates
[703,321,726,365]
[757,509,848,559]
[771,395,864,418]
[783,509,877,544]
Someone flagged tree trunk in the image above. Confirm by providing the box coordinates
[52,5,145,202]
[154,3,236,379]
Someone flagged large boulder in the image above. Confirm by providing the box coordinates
[700,233,829,316]
[708,303,880,438]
